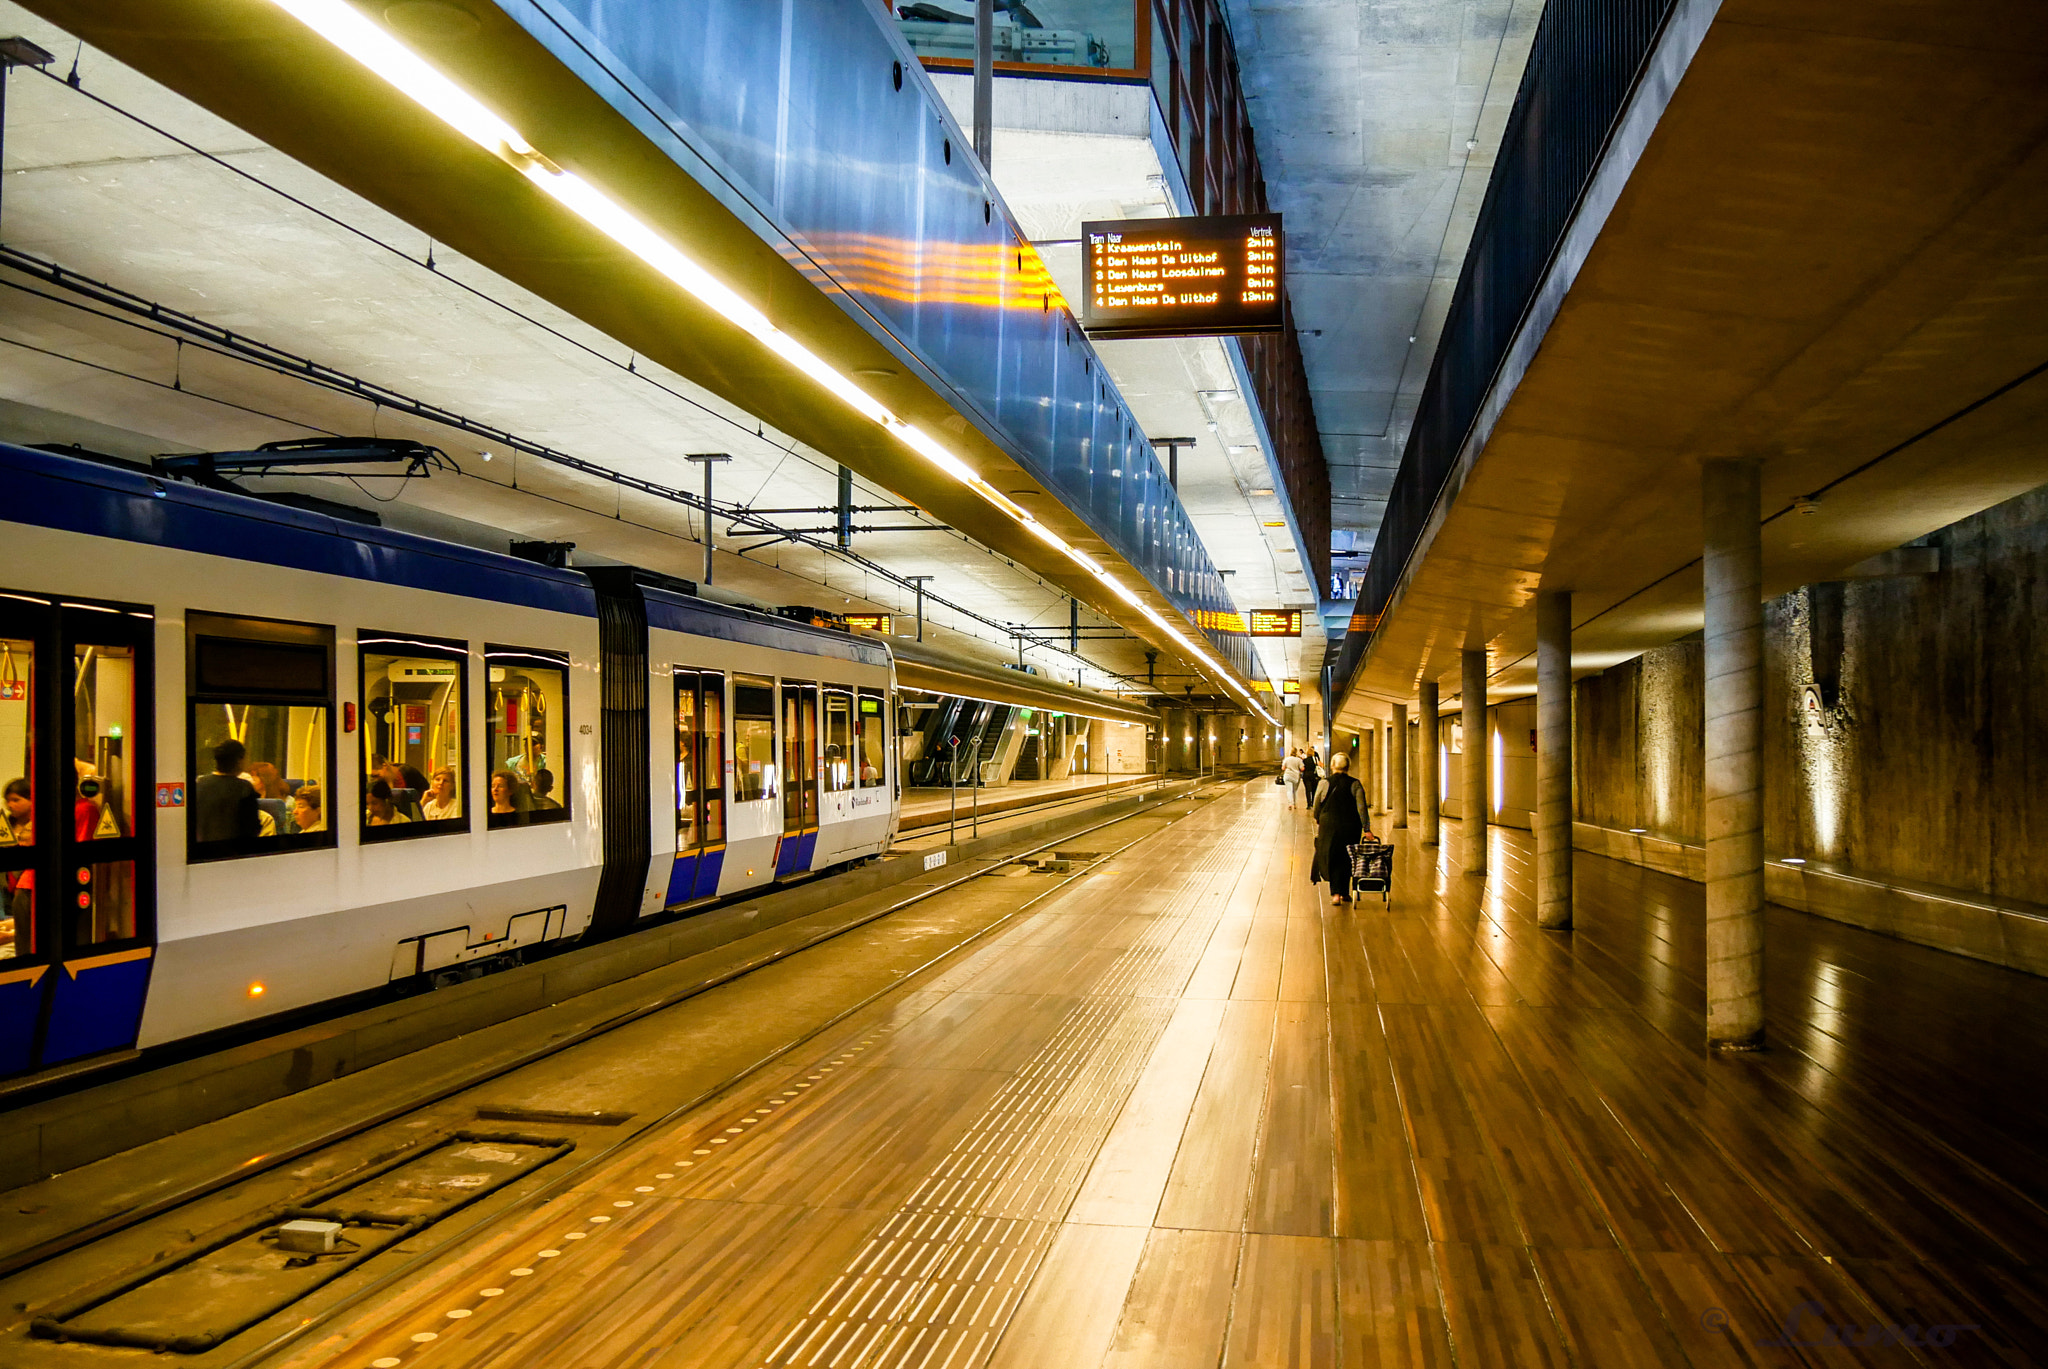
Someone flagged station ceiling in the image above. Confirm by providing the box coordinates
[1221,0,1539,562]
[1332,0,2048,728]
[0,0,1281,712]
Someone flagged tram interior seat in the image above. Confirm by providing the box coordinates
[256,798,289,833]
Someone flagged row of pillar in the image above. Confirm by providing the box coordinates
[1367,460,1764,1051]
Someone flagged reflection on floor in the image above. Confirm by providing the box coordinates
[293,781,2048,1368]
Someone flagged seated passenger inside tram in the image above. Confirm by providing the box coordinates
[194,739,260,843]
[3,777,32,945]
[421,768,460,821]
[292,785,325,833]
[489,769,530,819]
[365,778,411,826]
[530,768,561,811]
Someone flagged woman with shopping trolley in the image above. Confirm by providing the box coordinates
[1309,753,1370,905]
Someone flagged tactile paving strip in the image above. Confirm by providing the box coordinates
[754,868,1229,1368]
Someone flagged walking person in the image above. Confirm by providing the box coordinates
[1300,747,1321,810]
[1310,754,1370,905]
[1281,748,1304,808]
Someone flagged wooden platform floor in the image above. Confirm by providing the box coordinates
[285,782,2048,1368]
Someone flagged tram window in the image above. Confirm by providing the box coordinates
[75,861,137,946]
[188,613,333,861]
[782,683,817,831]
[73,643,137,844]
[702,676,725,844]
[857,692,886,788]
[361,634,467,840]
[0,636,33,959]
[823,691,853,793]
[732,677,777,803]
[486,647,569,828]
[676,672,730,848]
[676,674,698,848]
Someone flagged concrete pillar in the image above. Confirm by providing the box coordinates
[1536,590,1573,930]
[1703,459,1765,1050]
[1390,703,1408,829]
[1461,648,1488,875]
[1418,682,1440,846]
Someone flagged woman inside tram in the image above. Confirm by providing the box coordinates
[421,769,460,821]
[3,777,32,934]
[488,769,530,821]
[291,785,325,834]
[365,779,411,826]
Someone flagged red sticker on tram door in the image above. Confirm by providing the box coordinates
[156,783,185,808]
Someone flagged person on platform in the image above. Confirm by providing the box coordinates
[1300,747,1321,809]
[1310,753,1370,906]
[1281,747,1304,808]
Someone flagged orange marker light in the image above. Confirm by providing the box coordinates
[248,983,266,998]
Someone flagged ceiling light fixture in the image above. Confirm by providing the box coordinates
[267,0,1275,723]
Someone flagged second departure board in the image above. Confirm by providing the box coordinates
[1080,213,1284,340]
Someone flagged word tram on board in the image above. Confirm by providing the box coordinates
[1080,213,1284,340]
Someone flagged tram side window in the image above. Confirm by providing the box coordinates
[702,676,725,844]
[676,672,728,850]
[74,640,140,947]
[823,691,853,793]
[857,692,886,788]
[188,615,334,861]
[361,635,467,839]
[733,677,777,803]
[486,648,569,828]
[0,636,33,958]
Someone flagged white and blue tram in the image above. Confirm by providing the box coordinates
[0,442,899,1080]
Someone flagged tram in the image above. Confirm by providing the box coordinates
[0,442,899,1079]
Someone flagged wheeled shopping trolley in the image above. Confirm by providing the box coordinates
[1351,840,1394,904]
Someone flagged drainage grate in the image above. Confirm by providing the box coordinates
[32,1132,571,1354]
[475,1105,635,1127]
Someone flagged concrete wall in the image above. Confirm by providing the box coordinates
[1575,636,1705,843]
[1087,717,1150,774]
[1573,483,2048,935]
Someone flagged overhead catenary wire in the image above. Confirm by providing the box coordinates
[0,249,1159,689]
[13,60,1115,659]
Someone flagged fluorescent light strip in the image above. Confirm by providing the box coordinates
[274,0,1273,722]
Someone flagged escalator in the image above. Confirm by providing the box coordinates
[905,699,1012,788]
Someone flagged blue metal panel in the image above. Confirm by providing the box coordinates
[692,846,725,900]
[0,973,40,1076]
[44,954,152,1063]
[664,852,698,907]
[502,0,1253,666]
[774,830,817,878]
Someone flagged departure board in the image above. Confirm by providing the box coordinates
[1247,609,1303,637]
[1080,214,1284,340]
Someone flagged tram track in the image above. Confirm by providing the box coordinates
[3,779,1252,1368]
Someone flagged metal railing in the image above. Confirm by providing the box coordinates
[1335,0,1681,692]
